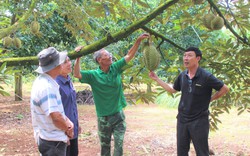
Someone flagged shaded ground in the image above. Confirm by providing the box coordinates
[0,95,249,156]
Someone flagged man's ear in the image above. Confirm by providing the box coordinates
[197,56,201,62]
[97,57,101,64]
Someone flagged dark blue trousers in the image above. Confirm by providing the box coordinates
[177,116,209,156]
[38,138,67,156]
[66,138,79,156]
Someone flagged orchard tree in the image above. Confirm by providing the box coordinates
[0,0,249,130]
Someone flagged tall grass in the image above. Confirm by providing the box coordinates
[155,92,180,108]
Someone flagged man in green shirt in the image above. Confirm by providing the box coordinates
[74,33,149,156]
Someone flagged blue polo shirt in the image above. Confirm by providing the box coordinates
[173,67,224,123]
[56,75,78,139]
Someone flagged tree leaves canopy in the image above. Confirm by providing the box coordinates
[0,0,249,129]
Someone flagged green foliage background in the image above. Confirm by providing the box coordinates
[0,0,249,130]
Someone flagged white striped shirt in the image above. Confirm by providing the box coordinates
[30,73,67,143]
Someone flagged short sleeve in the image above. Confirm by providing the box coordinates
[173,73,182,91]
[79,70,93,84]
[112,58,127,73]
[206,74,224,91]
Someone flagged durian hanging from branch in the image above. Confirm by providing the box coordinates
[30,21,40,35]
[211,16,224,30]
[12,37,22,49]
[203,13,215,30]
[3,36,13,48]
[2,36,22,49]
[30,12,40,35]
[203,13,224,30]
[142,36,161,71]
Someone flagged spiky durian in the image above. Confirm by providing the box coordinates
[30,21,40,34]
[203,14,215,30]
[142,41,161,71]
[3,36,13,47]
[211,16,224,30]
[12,38,22,48]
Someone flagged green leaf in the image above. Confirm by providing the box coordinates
[0,88,10,96]
[0,62,7,73]
[237,110,244,115]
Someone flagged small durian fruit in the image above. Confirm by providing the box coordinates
[211,16,224,30]
[12,38,22,48]
[3,36,13,47]
[30,21,40,34]
[203,14,215,30]
[193,0,204,5]
[142,41,161,71]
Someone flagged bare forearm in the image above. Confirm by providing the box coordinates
[125,33,149,62]
[51,114,74,138]
[125,40,141,62]
[211,84,229,102]
[65,117,74,138]
[155,78,176,94]
[50,112,69,131]
[73,58,82,79]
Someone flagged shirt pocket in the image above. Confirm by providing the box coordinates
[193,82,206,95]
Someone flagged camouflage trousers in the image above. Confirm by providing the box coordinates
[97,110,126,156]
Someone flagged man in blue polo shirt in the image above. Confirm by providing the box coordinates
[56,56,80,156]
[74,33,149,156]
[149,47,229,156]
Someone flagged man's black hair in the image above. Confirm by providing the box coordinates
[185,47,202,59]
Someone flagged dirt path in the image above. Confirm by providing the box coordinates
[0,96,249,156]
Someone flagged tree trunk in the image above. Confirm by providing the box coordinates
[15,72,22,101]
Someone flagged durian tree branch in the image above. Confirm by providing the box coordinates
[0,0,179,67]
[69,0,179,59]
[225,0,246,40]
[0,0,38,39]
[141,26,185,51]
[207,0,250,46]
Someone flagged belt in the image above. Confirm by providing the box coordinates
[39,137,66,146]
[102,111,121,121]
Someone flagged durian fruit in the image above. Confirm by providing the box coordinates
[12,38,22,48]
[211,16,224,30]
[193,0,204,5]
[142,41,161,71]
[203,14,215,30]
[3,36,13,47]
[30,21,40,34]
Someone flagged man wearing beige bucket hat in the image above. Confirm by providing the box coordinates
[30,47,74,156]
